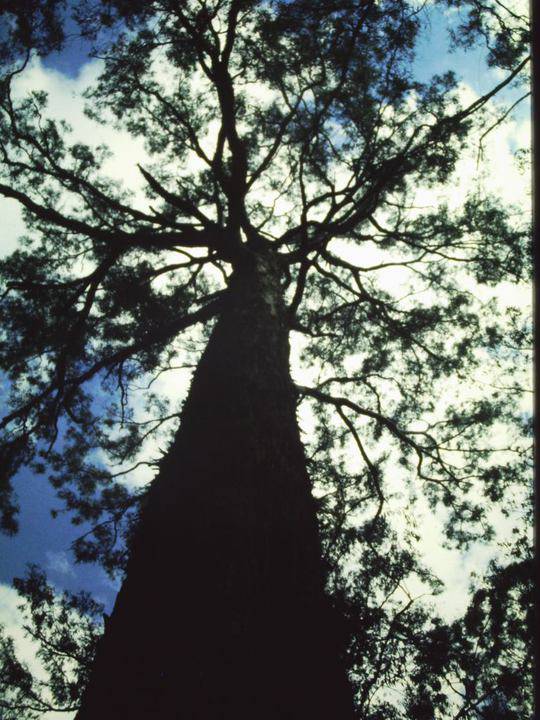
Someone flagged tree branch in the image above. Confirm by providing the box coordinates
[0,181,229,252]
[0,295,225,433]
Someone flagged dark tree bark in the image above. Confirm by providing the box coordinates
[76,248,354,719]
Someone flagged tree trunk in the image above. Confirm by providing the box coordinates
[76,249,354,719]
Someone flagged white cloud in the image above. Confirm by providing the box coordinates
[0,198,26,256]
[0,583,37,667]
[414,81,530,213]
[1,55,151,226]
[45,550,75,577]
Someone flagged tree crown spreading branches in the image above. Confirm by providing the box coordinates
[0,0,532,717]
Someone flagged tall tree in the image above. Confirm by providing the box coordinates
[0,0,531,718]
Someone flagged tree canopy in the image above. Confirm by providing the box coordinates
[0,0,532,718]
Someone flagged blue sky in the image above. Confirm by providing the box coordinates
[0,466,119,610]
[42,35,93,79]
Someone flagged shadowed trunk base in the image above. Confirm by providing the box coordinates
[76,251,354,719]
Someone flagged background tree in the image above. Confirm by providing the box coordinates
[0,0,532,718]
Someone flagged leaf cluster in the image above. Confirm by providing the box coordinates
[0,565,103,719]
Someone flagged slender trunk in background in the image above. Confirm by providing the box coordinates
[76,250,354,719]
